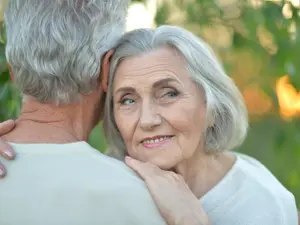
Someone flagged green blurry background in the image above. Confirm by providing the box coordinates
[0,0,299,207]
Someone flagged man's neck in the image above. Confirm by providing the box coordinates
[3,98,94,144]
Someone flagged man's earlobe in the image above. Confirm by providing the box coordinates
[101,50,114,92]
[8,65,15,81]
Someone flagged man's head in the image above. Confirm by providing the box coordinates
[5,0,129,106]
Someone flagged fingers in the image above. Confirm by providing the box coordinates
[125,156,161,180]
[0,120,16,160]
[0,164,6,178]
[0,120,16,135]
[0,120,15,178]
[0,143,15,160]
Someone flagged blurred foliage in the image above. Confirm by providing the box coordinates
[0,0,299,206]
[0,22,21,120]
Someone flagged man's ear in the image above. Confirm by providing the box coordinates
[8,65,15,81]
[101,50,114,92]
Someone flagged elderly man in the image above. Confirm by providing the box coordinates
[0,0,169,224]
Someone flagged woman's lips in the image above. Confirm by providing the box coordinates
[142,136,173,148]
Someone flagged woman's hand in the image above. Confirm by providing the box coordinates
[0,120,16,178]
[125,156,210,225]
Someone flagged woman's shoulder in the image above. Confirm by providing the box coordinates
[203,152,294,201]
[232,153,297,216]
[233,152,288,192]
[231,152,292,197]
[202,152,298,224]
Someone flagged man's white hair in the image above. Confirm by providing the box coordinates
[5,0,129,104]
[103,25,248,157]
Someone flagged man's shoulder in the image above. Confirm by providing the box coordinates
[73,143,140,179]
[53,143,144,187]
[77,150,145,187]
[1,143,165,225]
[8,141,144,187]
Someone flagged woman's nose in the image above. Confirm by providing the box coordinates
[139,102,162,130]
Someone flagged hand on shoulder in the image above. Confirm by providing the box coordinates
[0,120,16,178]
[125,156,211,225]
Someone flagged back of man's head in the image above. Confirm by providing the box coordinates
[5,0,129,104]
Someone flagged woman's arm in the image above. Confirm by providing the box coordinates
[0,120,16,178]
[125,156,211,225]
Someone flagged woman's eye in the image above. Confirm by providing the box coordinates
[165,91,178,98]
[121,98,135,105]
[161,89,179,99]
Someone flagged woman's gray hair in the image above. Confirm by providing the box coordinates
[103,25,248,157]
[5,0,129,104]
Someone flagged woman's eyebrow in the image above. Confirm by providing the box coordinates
[115,87,136,95]
[114,78,179,95]
[152,78,177,88]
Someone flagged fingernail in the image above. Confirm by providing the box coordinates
[0,167,5,177]
[3,150,14,159]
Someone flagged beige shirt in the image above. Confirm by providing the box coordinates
[0,142,166,225]
[0,142,297,225]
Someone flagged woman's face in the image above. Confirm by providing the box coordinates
[113,47,207,170]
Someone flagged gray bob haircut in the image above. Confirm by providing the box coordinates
[103,25,248,157]
[5,0,129,104]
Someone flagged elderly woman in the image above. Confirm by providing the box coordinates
[0,25,298,224]
[101,25,298,224]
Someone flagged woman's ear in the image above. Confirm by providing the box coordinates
[8,65,15,81]
[101,50,114,92]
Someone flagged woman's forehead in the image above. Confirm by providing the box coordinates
[113,48,187,85]
[116,47,183,73]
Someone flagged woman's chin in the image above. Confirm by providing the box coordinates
[147,158,177,170]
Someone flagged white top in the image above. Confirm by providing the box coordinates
[0,142,166,225]
[200,153,298,225]
[0,142,297,225]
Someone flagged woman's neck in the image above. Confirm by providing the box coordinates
[174,150,236,199]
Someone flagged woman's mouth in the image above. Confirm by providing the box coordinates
[141,136,173,148]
